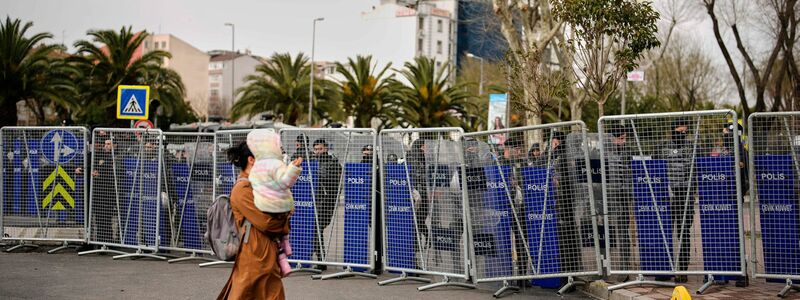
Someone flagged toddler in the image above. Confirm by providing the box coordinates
[246,129,303,276]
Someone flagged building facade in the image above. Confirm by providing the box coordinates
[455,0,508,67]
[361,0,457,77]
[142,34,210,119]
[207,50,262,119]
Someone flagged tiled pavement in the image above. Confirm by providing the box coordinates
[582,276,800,300]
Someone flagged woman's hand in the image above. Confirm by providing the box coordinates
[292,157,303,167]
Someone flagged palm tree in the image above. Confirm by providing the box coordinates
[232,52,337,126]
[0,17,70,126]
[335,55,395,129]
[24,54,79,124]
[389,57,474,128]
[72,26,191,126]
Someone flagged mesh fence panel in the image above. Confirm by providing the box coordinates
[160,133,215,254]
[463,121,600,282]
[599,110,745,276]
[1,127,89,242]
[748,112,800,280]
[87,128,163,250]
[279,128,376,269]
[214,130,251,201]
[379,128,469,278]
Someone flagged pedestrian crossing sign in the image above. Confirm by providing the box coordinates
[116,85,150,120]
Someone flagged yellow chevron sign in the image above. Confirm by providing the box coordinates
[42,165,75,210]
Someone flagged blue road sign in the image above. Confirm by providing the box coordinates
[40,129,79,164]
[117,85,150,120]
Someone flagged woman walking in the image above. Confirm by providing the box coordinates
[217,140,301,300]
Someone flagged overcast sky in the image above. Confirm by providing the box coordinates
[3,0,377,61]
[3,0,773,106]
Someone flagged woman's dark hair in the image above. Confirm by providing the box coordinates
[227,141,253,169]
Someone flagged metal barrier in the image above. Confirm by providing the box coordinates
[279,128,378,280]
[748,112,800,297]
[598,110,746,293]
[199,129,252,267]
[78,128,166,260]
[160,132,217,263]
[377,127,475,291]
[1,126,89,253]
[462,121,601,297]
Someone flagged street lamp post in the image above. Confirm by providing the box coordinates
[466,52,484,95]
[309,17,325,127]
[224,23,235,119]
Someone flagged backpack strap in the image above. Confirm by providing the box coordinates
[242,220,252,244]
[232,176,254,244]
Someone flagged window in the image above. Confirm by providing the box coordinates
[144,41,150,49]
[210,74,222,83]
[209,62,223,70]
[161,41,167,49]
[418,38,423,52]
[436,40,442,54]
[418,17,424,30]
[437,19,443,33]
[210,89,219,97]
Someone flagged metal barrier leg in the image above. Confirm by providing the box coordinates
[288,262,322,275]
[198,260,233,268]
[417,276,476,291]
[492,280,520,298]
[5,241,39,252]
[112,248,167,260]
[778,279,800,298]
[311,266,378,280]
[47,241,80,254]
[557,276,586,296]
[377,271,431,286]
[168,252,217,264]
[78,245,129,256]
[607,274,675,291]
[696,274,731,295]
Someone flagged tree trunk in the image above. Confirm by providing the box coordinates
[570,97,583,122]
[0,100,19,126]
[598,101,605,118]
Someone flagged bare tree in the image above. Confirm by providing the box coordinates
[492,0,563,128]
[552,0,661,117]
[656,35,726,111]
[702,0,798,117]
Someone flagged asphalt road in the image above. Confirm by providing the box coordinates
[0,248,593,300]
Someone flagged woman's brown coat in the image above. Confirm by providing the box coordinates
[218,171,290,300]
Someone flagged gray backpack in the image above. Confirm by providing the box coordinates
[205,179,252,261]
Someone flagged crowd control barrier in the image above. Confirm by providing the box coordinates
[199,129,252,267]
[598,110,746,293]
[377,127,475,291]
[748,112,800,298]
[79,128,166,260]
[462,121,601,297]
[1,126,89,253]
[279,128,378,280]
[160,132,217,263]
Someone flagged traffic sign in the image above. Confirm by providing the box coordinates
[134,119,155,129]
[43,166,75,210]
[40,129,79,164]
[117,85,150,120]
